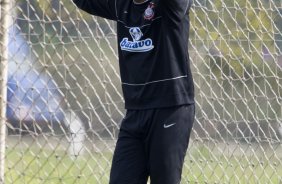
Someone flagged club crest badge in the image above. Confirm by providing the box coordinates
[144,2,155,20]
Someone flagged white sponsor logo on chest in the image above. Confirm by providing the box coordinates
[120,27,154,52]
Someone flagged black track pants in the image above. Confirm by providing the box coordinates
[109,104,195,184]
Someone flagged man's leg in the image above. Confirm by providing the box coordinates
[148,104,195,184]
[109,111,149,184]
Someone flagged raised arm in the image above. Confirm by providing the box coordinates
[72,0,117,20]
[159,0,192,19]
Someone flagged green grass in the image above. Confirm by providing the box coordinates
[4,146,282,184]
[183,146,282,184]
[5,147,112,184]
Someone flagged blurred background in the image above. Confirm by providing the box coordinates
[0,0,282,183]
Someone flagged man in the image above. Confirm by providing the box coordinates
[72,0,195,183]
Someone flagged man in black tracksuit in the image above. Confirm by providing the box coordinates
[72,0,195,183]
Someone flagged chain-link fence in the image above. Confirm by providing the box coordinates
[0,0,281,183]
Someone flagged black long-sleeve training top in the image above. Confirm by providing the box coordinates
[72,0,194,109]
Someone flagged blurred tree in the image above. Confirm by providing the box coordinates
[190,0,282,140]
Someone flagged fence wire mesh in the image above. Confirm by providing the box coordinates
[1,0,282,183]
